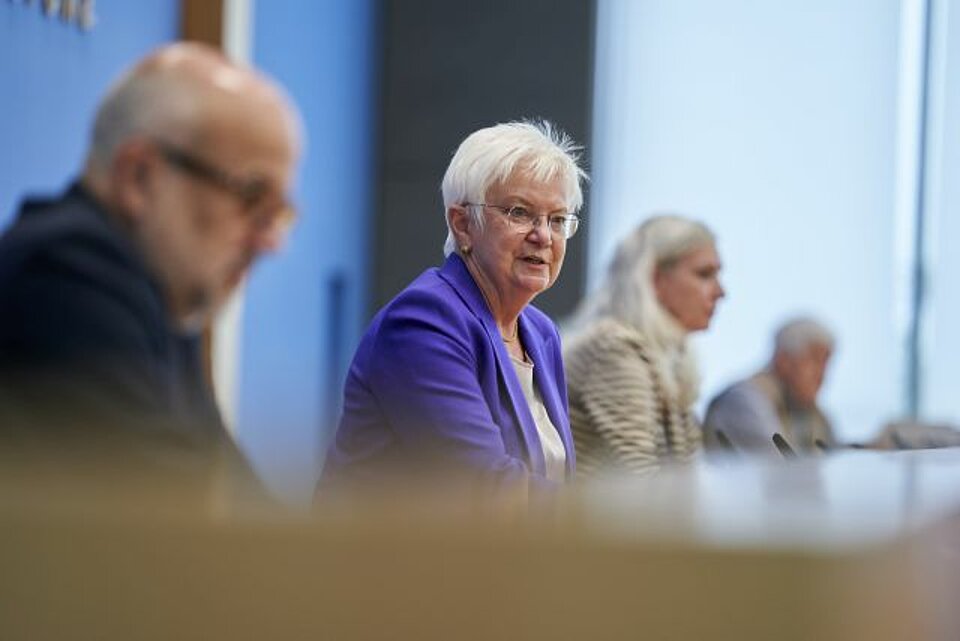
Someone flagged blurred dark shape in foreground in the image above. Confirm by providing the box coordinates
[2,450,960,640]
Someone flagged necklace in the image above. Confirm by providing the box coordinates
[500,322,519,343]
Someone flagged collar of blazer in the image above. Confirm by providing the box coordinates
[436,254,575,478]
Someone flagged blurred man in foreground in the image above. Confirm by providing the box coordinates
[0,43,301,485]
[704,317,835,455]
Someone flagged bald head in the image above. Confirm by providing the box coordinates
[85,42,300,177]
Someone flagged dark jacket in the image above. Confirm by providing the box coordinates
[0,182,250,486]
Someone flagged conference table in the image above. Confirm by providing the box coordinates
[2,448,958,640]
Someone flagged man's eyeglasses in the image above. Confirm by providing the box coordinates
[465,203,580,239]
[153,141,296,232]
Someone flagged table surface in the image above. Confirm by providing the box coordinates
[570,448,960,551]
[2,447,959,641]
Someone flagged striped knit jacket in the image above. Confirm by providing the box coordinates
[564,318,702,477]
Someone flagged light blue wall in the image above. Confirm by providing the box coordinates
[236,0,378,501]
[0,1,179,227]
[922,0,960,424]
[592,0,904,442]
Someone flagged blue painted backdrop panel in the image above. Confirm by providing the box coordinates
[238,0,378,501]
[0,1,179,226]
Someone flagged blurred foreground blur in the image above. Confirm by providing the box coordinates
[2,447,959,640]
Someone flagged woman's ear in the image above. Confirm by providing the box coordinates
[447,204,472,245]
[652,262,678,307]
[652,264,666,300]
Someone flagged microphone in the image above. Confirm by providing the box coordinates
[714,429,738,455]
[772,432,797,459]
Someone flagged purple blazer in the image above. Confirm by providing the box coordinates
[321,254,575,490]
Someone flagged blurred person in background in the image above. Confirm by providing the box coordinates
[564,215,724,477]
[320,121,587,497]
[703,317,835,455]
[0,43,301,487]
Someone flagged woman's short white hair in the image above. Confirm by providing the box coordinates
[441,120,587,256]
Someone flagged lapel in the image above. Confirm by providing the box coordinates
[437,255,546,476]
[520,318,576,477]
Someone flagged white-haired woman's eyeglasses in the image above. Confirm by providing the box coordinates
[464,203,580,239]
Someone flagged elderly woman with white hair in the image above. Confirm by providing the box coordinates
[564,215,725,477]
[320,121,587,495]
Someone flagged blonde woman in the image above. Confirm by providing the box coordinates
[565,215,724,476]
